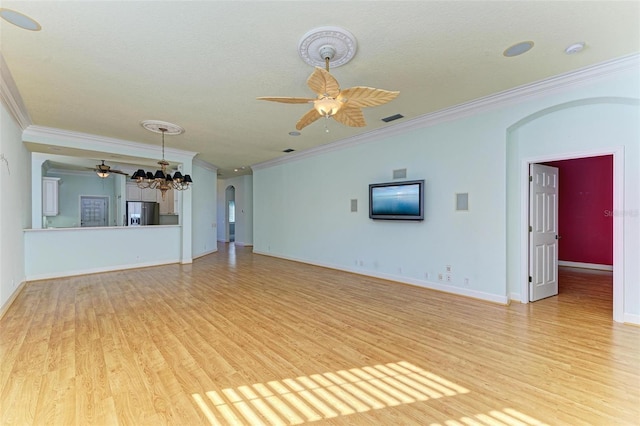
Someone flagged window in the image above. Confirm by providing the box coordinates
[228,200,235,223]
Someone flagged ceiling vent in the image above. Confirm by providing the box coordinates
[382,114,404,123]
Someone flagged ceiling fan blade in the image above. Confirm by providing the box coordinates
[332,105,366,128]
[307,67,340,98]
[338,86,399,108]
[296,108,322,130]
[111,170,129,176]
[257,97,315,104]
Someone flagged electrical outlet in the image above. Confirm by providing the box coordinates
[438,273,443,281]
[445,274,452,283]
[464,278,470,286]
[446,265,452,273]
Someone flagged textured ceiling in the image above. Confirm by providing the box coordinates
[2,1,639,177]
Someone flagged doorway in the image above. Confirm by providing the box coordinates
[80,196,109,227]
[522,148,623,322]
[225,185,236,242]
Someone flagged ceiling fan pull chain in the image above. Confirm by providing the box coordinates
[324,116,330,133]
[325,57,330,72]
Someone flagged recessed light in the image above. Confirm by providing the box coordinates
[565,42,585,55]
[0,8,41,31]
[289,131,301,136]
[503,41,534,57]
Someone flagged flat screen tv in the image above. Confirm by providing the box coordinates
[369,179,425,221]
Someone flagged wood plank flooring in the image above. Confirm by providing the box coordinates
[1,244,638,425]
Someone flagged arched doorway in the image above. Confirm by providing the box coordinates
[225,185,236,242]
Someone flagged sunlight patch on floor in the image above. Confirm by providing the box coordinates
[192,361,473,425]
[429,407,550,426]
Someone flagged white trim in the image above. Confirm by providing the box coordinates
[0,53,32,129]
[0,280,27,321]
[520,147,624,323]
[253,53,640,171]
[25,259,180,282]
[193,157,219,173]
[558,261,613,271]
[23,125,198,161]
[623,313,640,326]
[192,248,218,259]
[253,250,509,305]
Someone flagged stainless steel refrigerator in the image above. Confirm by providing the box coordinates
[126,202,159,226]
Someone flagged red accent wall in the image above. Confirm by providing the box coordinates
[544,155,613,265]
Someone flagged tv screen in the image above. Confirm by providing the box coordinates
[369,180,425,221]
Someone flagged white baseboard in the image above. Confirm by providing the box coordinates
[623,313,640,326]
[193,248,218,260]
[26,259,180,282]
[253,250,509,305]
[0,280,27,320]
[558,261,613,271]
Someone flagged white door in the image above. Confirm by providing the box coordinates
[529,163,559,301]
[81,196,109,227]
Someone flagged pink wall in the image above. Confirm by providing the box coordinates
[544,155,613,266]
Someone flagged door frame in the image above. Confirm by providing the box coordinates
[519,147,623,322]
[79,195,110,227]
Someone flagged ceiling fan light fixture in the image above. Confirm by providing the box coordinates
[314,97,342,117]
[97,171,110,179]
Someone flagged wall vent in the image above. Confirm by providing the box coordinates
[393,168,407,179]
[456,193,469,211]
[350,199,358,212]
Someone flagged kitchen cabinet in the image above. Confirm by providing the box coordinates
[158,189,174,214]
[126,183,142,201]
[126,183,158,202]
[142,188,157,202]
[42,177,60,216]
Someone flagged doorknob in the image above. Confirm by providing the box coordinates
[555,235,561,239]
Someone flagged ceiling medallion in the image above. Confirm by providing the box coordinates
[140,119,184,135]
[298,26,357,68]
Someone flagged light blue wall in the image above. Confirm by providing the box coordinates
[253,67,640,316]
[45,172,118,228]
[0,102,30,309]
[191,162,218,257]
[24,226,181,280]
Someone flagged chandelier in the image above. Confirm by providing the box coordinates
[132,123,193,200]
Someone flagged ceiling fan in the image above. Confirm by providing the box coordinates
[257,42,399,131]
[88,160,129,178]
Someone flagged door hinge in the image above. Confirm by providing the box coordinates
[528,276,532,283]
[529,175,533,182]
[528,225,532,232]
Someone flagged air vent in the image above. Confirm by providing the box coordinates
[393,169,407,179]
[282,148,295,153]
[456,193,469,211]
[350,199,358,212]
[382,114,404,123]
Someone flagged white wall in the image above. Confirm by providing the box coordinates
[191,161,218,257]
[253,64,640,319]
[217,175,253,246]
[0,102,30,309]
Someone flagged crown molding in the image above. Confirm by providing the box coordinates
[23,125,199,161]
[253,53,640,171]
[193,157,218,173]
[0,52,32,129]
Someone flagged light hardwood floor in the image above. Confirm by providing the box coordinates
[1,244,638,425]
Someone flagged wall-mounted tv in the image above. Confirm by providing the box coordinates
[369,179,425,221]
